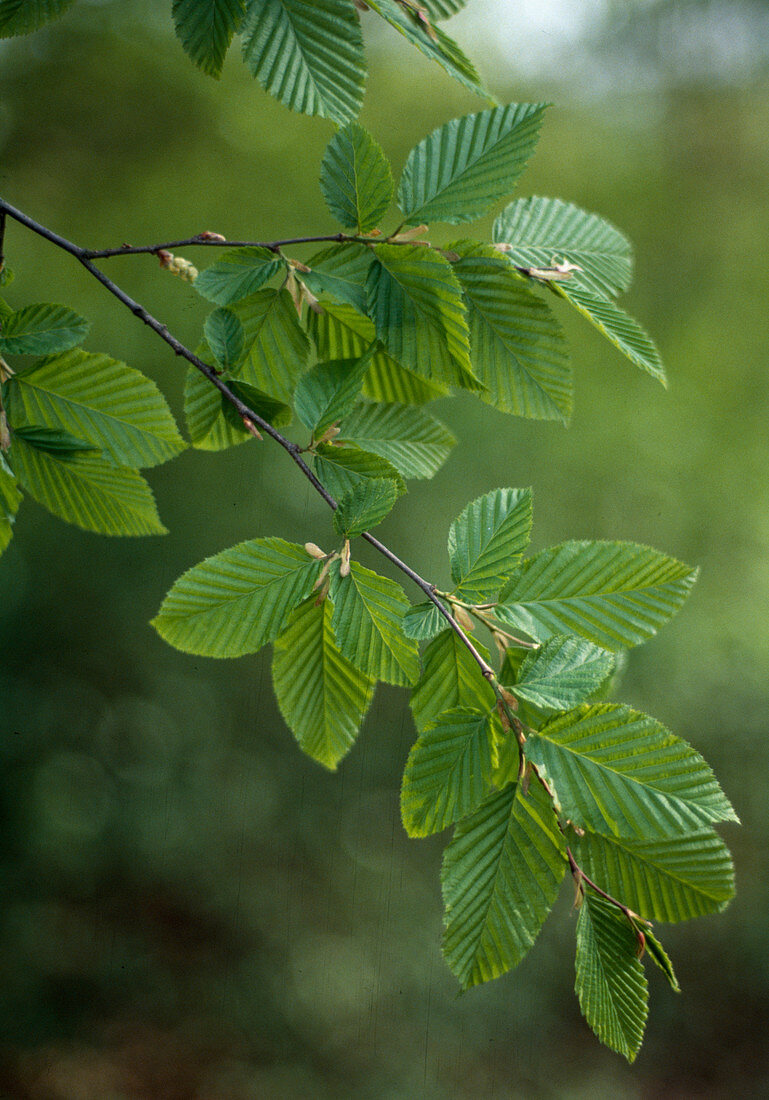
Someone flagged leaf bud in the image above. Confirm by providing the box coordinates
[304,542,326,560]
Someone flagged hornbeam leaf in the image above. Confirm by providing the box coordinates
[320,122,393,232]
[410,630,495,731]
[9,434,166,536]
[272,597,375,770]
[422,1,470,18]
[402,708,498,837]
[302,245,373,315]
[184,359,250,451]
[7,349,186,468]
[224,380,292,429]
[513,635,615,711]
[338,402,455,480]
[313,442,405,500]
[0,303,89,356]
[333,477,399,538]
[451,242,572,422]
[442,781,567,988]
[293,350,373,437]
[575,893,649,1062]
[329,561,419,686]
[402,600,450,641]
[493,197,634,299]
[643,927,680,992]
[495,540,698,650]
[12,425,96,455]
[572,829,735,923]
[172,0,245,78]
[152,537,321,658]
[234,288,310,403]
[526,703,739,839]
[0,1,75,37]
[195,247,284,305]
[367,244,476,390]
[0,454,22,556]
[204,308,245,370]
[448,487,533,603]
[241,0,366,124]
[398,103,546,226]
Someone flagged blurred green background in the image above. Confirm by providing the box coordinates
[1,2,767,1096]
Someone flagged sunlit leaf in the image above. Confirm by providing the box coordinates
[448,487,533,603]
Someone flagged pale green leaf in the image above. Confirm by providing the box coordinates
[184,362,250,452]
[320,122,393,232]
[398,103,546,226]
[0,303,89,356]
[302,244,373,314]
[526,703,739,839]
[152,537,321,658]
[241,0,365,124]
[0,453,22,556]
[402,599,450,641]
[195,247,283,305]
[448,487,533,603]
[496,540,698,650]
[293,350,372,437]
[513,635,615,711]
[313,442,405,500]
[172,0,245,77]
[333,477,398,538]
[329,560,419,686]
[338,402,455,480]
[204,308,245,370]
[6,349,185,468]
[0,0,75,36]
[575,894,648,1062]
[422,1,469,18]
[643,927,680,992]
[234,288,310,403]
[410,629,495,731]
[442,781,567,988]
[272,597,375,770]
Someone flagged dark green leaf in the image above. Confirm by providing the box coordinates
[0,452,22,556]
[225,379,292,428]
[338,402,455,480]
[185,359,251,452]
[513,635,615,711]
[313,442,405,500]
[410,629,495,731]
[204,308,245,370]
[320,122,393,231]
[234,288,310,403]
[293,349,373,437]
[302,244,373,314]
[0,303,89,356]
[448,487,533,603]
[332,477,398,538]
[12,425,97,456]
[643,927,680,992]
[195,246,283,305]
[172,0,245,77]
[402,599,450,641]
[0,0,75,37]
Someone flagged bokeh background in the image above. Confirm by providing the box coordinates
[1,2,767,1096]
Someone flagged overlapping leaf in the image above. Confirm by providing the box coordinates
[204,308,245,369]
[320,122,393,231]
[402,599,450,641]
[0,303,89,356]
[235,288,310,403]
[152,537,321,657]
[442,781,567,988]
[293,350,372,437]
[185,362,250,451]
[313,442,405,500]
[410,629,495,731]
[172,0,245,77]
[333,477,398,538]
[272,597,375,770]
[0,0,75,36]
[194,247,284,305]
[302,245,373,314]
[526,703,738,839]
[495,540,698,650]
[513,635,615,711]
[448,487,533,602]
[338,402,455,479]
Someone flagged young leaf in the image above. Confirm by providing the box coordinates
[320,122,393,232]
[0,0,75,37]
[332,477,399,538]
[398,103,547,226]
[329,561,419,686]
[0,453,22,556]
[9,434,166,537]
[204,308,245,370]
[441,781,567,988]
[526,703,739,839]
[0,303,89,356]
[194,247,283,305]
[152,537,321,658]
[272,597,375,770]
[337,402,456,480]
[6,349,186,468]
[313,442,405,500]
[574,894,649,1062]
[302,244,373,315]
[571,829,735,923]
[495,540,698,650]
[234,288,310,403]
[643,927,680,992]
[366,244,475,389]
[410,629,495,731]
[172,0,245,78]
[293,350,373,437]
[448,487,533,603]
[513,635,615,711]
[451,242,572,422]
[241,0,366,124]
[402,599,450,641]
[402,707,497,837]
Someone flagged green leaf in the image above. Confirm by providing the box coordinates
[293,350,373,437]
[152,537,321,658]
[9,433,166,536]
[204,308,245,370]
[194,247,283,305]
[423,0,469,18]
[172,0,245,77]
[366,244,475,389]
[313,442,405,500]
[234,288,310,403]
[224,379,292,429]
[575,893,648,1062]
[402,708,498,837]
[448,487,533,603]
[643,927,680,992]
[0,453,22,556]
[410,629,495,731]
[337,402,455,480]
[402,599,450,641]
[366,0,487,101]
[398,103,546,226]
[329,560,419,686]
[495,540,698,650]
[333,477,398,538]
[241,0,366,124]
[0,0,75,37]
[451,242,572,422]
[272,597,375,770]
[0,303,89,356]
[184,361,251,452]
[572,829,735,924]
[320,122,393,232]
[6,349,186,468]
[493,197,634,299]
[12,425,97,456]
[302,244,373,315]
[526,703,739,839]
[442,781,567,988]
[307,300,447,404]
[513,635,615,711]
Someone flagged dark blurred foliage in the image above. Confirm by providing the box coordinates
[0,3,767,1097]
